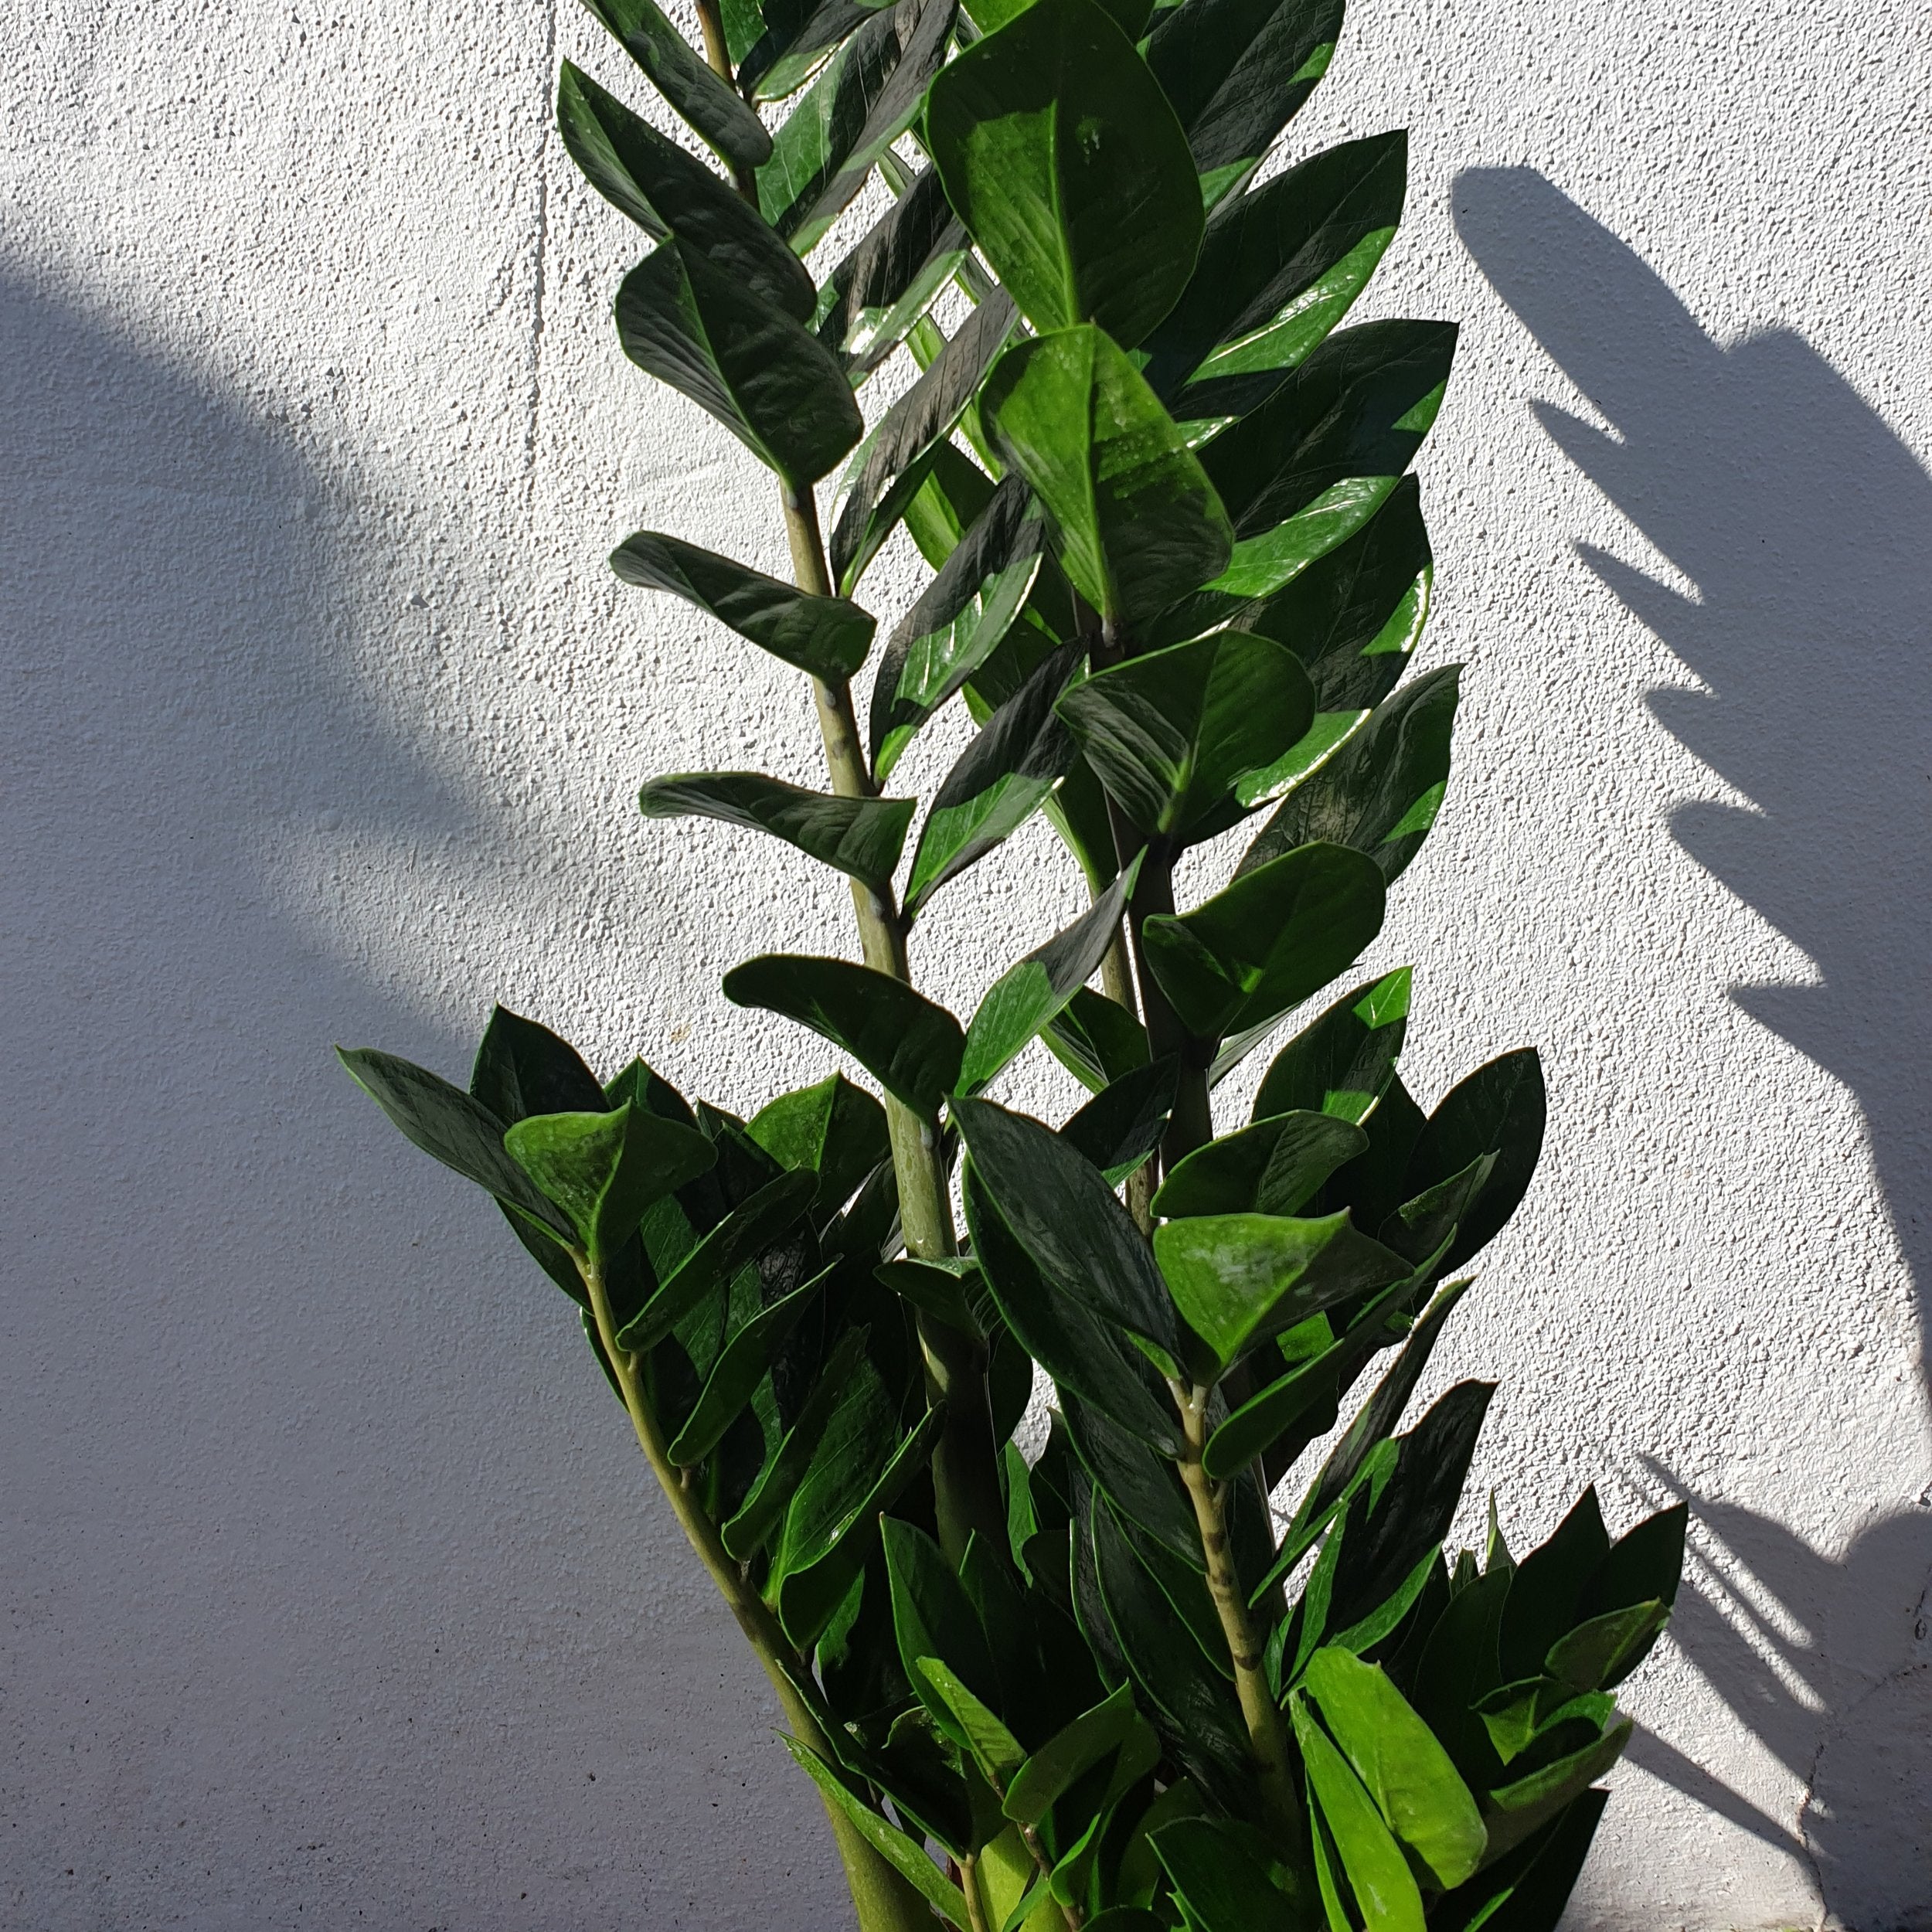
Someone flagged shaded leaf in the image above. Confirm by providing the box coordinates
[1401,1049,1546,1277]
[667,1266,830,1463]
[747,1072,893,1223]
[1153,1110,1366,1219]
[1044,986,1151,1094]
[1248,967,1409,1120]
[638,770,913,889]
[1060,1056,1179,1185]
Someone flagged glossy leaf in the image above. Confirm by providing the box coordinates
[638,770,913,889]
[1291,1695,1427,1932]
[615,243,862,488]
[556,63,813,321]
[747,1072,892,1223]
[1002,1682,1145,1825]
[957,862,1139,1092]
[1430,1789,1608,1932]
[1303,1647,1485,1887]
[1481,1719,1634,1866]
[1062,1392,1200,1571]
[920,1658,1028,1786]
[982,325,1233,628]
[926,0,1202,345]
[610,531,874,682]
[1249,967,1410,1120]
[818,165,966,371]
[577,0,775,173]
[1141,839,1386,1041]
[1202,320,1457,540]
[724,954,966,1118]
[1497,1489,1610,1685]
[872,477,1048,781]
[666,1266,828,1463]
[1152,1210,1410,1376]
[1145,0,1343,187]
[740,0,872,102]
[615,1168,818,1351]
[1057,631,1314,840]
[1400,1049,1546,1276]
[831,294,1019,593]
[1044,986,1151,1094]
[954,1098,1183,1374]
[1151,1817,1309,1932]
[503,1103,718,1260]
[1153,1109,1366,1218]
[883,1519,1001,1736]
[1060,1056,1179,1185]
[904,642,1077,913]
[1578,1503,1689,1625]
[470,1005,608,1124]
[1240,664,1458,885]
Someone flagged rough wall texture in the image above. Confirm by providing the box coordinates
[3,0,1928,1925]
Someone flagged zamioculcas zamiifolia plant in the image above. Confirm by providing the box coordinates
[339,0,1687,1923]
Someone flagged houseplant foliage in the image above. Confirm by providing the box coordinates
[339,0,1688,1922]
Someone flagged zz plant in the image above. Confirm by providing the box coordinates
[340,0,1686,1923]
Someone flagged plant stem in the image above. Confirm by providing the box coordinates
[581,1250,930,1932]
[1098,931,1155,1233]
[1124,843,1214,1171]
[1171,1377,1298,1838]
[959,1854,993,1932]
[781,481,1005,1569]
[1015,1821,1083,1929]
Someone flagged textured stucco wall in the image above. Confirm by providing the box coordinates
[3,0,1929,1924]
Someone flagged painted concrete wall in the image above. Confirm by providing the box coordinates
[3,0,1928,1923]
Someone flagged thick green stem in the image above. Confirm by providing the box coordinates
[1171,1378,1299,1839]
[781,481,1005,1568]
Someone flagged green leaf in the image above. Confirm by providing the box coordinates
[739,0,869,102]
[502,1103,717,1260]
[954,1097,1183,1374]
[1145,0,1343,188]
[1202,320,1457,540]
[615,242,862,488]
[871,477,1048,781]
[965,1169,1181,1454]
[556,63,813,321]
[919,1658,1029,1786]
[818,166,967,372]
[957,862,1140,1093]
[1497,1490,1611,1685]
[1141,839,1386,1041]
[1144,131,1407,397]
[832,295,1020,594]
[758,0,954,251]
[1150,1817,1311,1932]
[1044,986,1151,1094]
[577,0,775,173]
[1291,1694,1427,1932]
[783,1738,973,1927]
[1152,1210,1410,1377]
[666,1266,830,1464]
[610,531,874,682]
[1401,1049,1546,1276]
[1062,1392,1200,1572]
[1240,665,1459,885]
[981,326,1232,628]
[1543,1601,1670,1696]
[338,1046,576,1239]
[905,441,1002,570]
[1248,967,1410,1121]
[638,770,913,889]
[1056,631,1314,840]
[926,0,1202,345]
[1578,1502,1688,1624]
[1480,1719,1634,1866]
[725,954,966,1117]
[1152,1110,1366,1219]
[904,644,1076,913]
[614,1168,818,1351]
[1002,1682,1144,1826]
[747,1072,892,1223]
[470,1005,608,1121]
[1430,1789,1608,1932]
[883,1519,1001,1731]
[1303,1648,1485,1888]
[1060,1057,1179,1184]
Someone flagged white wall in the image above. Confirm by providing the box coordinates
[3,0,1927,1923]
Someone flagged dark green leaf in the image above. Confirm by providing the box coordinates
[1060,1056,1179,1184]
[1003,1683,1144,1826]
[557,63,813,320]
[1240,665,1458,884]
[904,643,1077,913]
[337,1046,574,1238]
[1497,1490,1611,1685]
[871,477,1048,781]
[725,954,966,1117]
[1062,1393,1200,1570]
[747,1072,893,1223]
[739,0,869,102]
[905,441,1002,570]
[1152,1210,1410,1377]
[883,1519,1001,1732]
[1141,839,1386,1041]
[1431,1790,1608,1932]
[957,861,1139,1091]
[1543,1602,1670,1696]
[1578,1503,1688,1624]
[926,0,1202,345]
[965,1170,1180,1454]
[616,243,862,488]
[638,770,913,889]
[1151,1816,1311,1932]
[1481,1719,1633,1866]
[503,1103,719,1260]
[470,1005,608,1121]
[1056,631,1313,840]
[818,165,968,372]
[1379,1156,1492,1270]
[610,530,874,682]
[1248,967,1410,1121]
[981,326,1232,627]
[1201,320,1458,540]
[1144,131,1406,397]
[954,1098,1183,1374]
[666,1265,829,1464]
[1153,1110,1366,1218]
[615,1169,818,1351]
[577,0,774,172]
[1403,1049,1546,1275]
[1291,1692,1427,1932]
[832,294,1019,593]
[920,1658,1028,1786]
[1044,987,1151,1094]
[1145,0,1343,189]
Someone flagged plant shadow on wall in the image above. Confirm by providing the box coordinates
[1455,167,1932,1932]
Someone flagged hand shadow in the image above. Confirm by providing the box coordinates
[1454,167,1932,1932]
